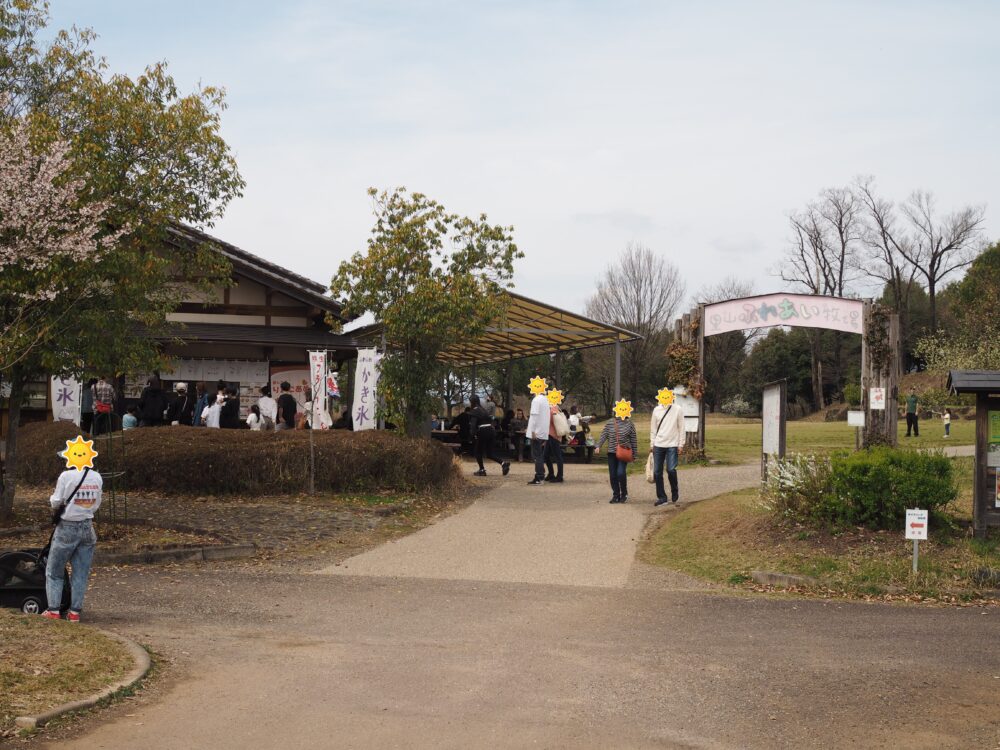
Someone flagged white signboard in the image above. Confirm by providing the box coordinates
[905,508,928,541]
[869,387,886,410]
[703,294,864,337]
[671,385,700,433]
[352,348,383,431]
[50,376,82,425]
[847,410,865,427]
[761,383,783,455]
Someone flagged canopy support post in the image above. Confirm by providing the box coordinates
[505,358,514,411]
[554,352,562,389]
[471,362,477,400]
[614,339,621,401]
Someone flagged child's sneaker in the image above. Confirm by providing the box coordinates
[41,610,61,620]
[66,611,81,623]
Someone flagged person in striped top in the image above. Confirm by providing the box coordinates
[596,400,639,503]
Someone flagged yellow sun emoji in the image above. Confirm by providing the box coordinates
[547,389,564,406]
[61,435,98,472]
[656,388,675,407]
[528,376,548,395]
[613,399,634,419]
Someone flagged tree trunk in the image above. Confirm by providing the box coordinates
[1,371,26,522]
[927,280,937,332]
[404,403,429,438]
[810,331,826,411]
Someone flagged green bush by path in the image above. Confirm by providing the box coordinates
[15,422,458,495]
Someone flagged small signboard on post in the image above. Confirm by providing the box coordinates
[761,379,787,481]
[870,387,886,410]
[906,508,928,573]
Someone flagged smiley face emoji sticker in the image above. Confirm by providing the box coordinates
[547,389,564,406]
[613,399,634,420]
[528,376,548,395]
[656,388,675,407]
[61,435,98,472]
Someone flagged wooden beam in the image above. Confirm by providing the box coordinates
[175,303,309,317]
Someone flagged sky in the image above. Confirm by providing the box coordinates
[48,1,1000,316]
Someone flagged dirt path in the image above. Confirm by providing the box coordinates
[24,460,1000,750]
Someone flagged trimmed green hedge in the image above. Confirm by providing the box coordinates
[15,421,458,495]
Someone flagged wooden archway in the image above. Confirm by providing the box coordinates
[671,293,900,452]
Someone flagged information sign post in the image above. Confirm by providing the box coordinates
[905,508,928,574]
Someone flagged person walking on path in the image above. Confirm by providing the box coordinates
[42,437,103,622]
[596,400,639,503]
[650,387,686,505]
[469,395,510,477]
[545,389,566,483]
[905,388,920,437]
[526,376,551,486]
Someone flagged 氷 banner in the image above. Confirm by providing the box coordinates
[50,375,82,425]
[352,348,383,431]
[308,351,329,429]
[703,294,864,337]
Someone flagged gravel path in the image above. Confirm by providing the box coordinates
[316,459,760,587]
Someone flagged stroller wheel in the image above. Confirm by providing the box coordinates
[21,595,44,615]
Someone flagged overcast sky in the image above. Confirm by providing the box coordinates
[49,1,998,315]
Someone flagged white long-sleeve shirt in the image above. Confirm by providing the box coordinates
[650,404,687,448]
[526,393,551,439]
[258,395,278,422]
[49,469,103,522]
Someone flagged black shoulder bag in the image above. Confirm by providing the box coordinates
[51,467,90,526]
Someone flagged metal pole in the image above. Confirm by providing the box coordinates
[471,362,477,400]
[505,359,513,411]
[308,423,315,495]
[554,352,562,389]
[912,540,918,574]
[614,339,621,401]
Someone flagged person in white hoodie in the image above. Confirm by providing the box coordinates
[525,376,551,486]
[650,388,686,506]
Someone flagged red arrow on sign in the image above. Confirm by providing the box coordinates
[910,522,925,529]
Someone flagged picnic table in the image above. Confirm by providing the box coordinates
[430,429,463,453]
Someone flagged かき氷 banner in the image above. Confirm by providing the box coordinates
[352,348,383,431]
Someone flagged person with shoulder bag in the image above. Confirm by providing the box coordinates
[42,438,104,622]
[545,390,569,483]
[650,387,687,506]
[596,399,639,503]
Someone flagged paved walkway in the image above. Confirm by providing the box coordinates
[316,461,760,587]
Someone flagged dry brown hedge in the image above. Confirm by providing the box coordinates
[14,422,458,495]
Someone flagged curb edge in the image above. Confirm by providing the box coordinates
[14,628,152,730]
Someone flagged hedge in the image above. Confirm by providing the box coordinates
[14,422,458,495]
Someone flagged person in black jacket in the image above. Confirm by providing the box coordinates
[166,382,195,425]
[469,395,510,477]
[138,376,168,427]
[219,386,242,429]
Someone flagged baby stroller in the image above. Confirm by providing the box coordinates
[0,546,71,615]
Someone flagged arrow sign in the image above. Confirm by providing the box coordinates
[905,509,928,541]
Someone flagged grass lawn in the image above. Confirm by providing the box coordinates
[0,609,134,737]
[640,456,999,603]
[591,413,974,468]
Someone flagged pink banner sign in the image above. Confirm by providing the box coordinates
[703,294,863,337]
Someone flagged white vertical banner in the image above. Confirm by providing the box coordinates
[352,348,383,431]
[308,351,329,429]
[50,375,82,425]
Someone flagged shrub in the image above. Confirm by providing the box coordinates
[15,422,458,495]
[842,383,861,407]
[720,395,754,417]
[827,448,955,530]
[762,448,956,531]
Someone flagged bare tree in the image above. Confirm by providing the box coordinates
[898,190,985,330]
[586,243,686,405]
[697,276,756,411]
[780,187,863,409]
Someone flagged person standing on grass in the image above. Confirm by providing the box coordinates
[43,437,103,622]
[650,387,686,506]
[942,408,951,438]
[276,381,297,431]
[526,376,551,486]
[596,399,639,504]
[905,388,920,437]
[469,395,510,477]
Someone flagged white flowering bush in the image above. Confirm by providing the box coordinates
[720,395,754,417]
[760,453,833,523]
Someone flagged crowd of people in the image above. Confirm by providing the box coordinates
[82,376,338,433]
